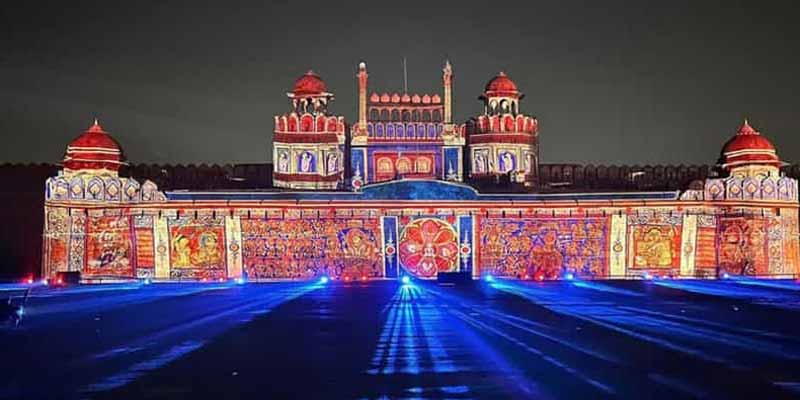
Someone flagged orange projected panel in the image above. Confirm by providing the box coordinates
[85,216,133,278]
[695,227,718,269]
[168,217,227,280]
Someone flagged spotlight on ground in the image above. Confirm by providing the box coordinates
[401,275,411,285]
[564,272,575,281]
[722,272,730,279]
[319,276,329,284]
[235,277,246,285]
[483,274,495,282]
[643,272,653,280]
[143,278,151,285]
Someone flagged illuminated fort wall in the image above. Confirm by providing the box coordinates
[42,185,799,281]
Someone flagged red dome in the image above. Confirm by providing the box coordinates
[721,120,781,170]
[63,120,124,173]
[483,72,521,98]
[292,70,327,96]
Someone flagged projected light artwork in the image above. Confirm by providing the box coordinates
[40,66,798,283]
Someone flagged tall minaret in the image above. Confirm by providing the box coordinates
[443,60,453,125]
[354,61,368,143]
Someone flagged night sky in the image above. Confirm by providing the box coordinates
[2,1,798,166]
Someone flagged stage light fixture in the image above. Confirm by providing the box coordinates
[643,272,653,280]
[143,278,151,285]
[236,277,245,285]
[484,274,494,282]
[320,276,329,284]
[401,275,411,285]
[722,272,730,279]
[565,273,574,281]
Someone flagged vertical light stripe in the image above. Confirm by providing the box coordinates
[154,216,170,280]
[680,214,698,277]
[225,215,243,278]
[609,214,627,278]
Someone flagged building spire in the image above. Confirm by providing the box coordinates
[402,57,408,94]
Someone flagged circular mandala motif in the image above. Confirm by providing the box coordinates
[398,218,459,278]
[385,245,396,255]
[612,241,623,253]
[229,243,240,252]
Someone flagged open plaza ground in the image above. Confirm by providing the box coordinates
[2,278,800,399]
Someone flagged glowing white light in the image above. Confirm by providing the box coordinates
[401,275,411,285]
[722,273,730,279]
[484,274,494,282]
[236,277,245,285]
[320,276,329,284]
[143,278,151,285]
[565,273,574,281]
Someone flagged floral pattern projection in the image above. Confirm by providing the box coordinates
[85,215,133,278]
[694,215,719,277]
[168,217,227,280]
[241,218,382,280]
[398,217,459,278]
[628,214,682,277]
[134,215,155,279]
[479,217,610,279]
[717,216,770,276]
[43,208,70,277]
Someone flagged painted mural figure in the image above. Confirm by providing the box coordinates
[636,227,673,267]
[172,235,193,268]
[326,152,338,174]
[277,151,289,173]
[473,151,487,174]
[192,231,222,267]
[98,231,129,268]
[499,151,515,173]
[299,151,314,173]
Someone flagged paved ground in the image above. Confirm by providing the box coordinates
[2,278,800,399]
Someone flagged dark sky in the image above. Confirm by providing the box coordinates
[2,1,798,166]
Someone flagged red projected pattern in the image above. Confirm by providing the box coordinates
[479,217,609,279]
[398,218,459,278]
[85,216,133,278]
[241,218,382,280]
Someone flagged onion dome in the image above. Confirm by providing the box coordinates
[291,70,328,96]
[482,72,523,99]
[63,119,124,173]
[721,119,781,170]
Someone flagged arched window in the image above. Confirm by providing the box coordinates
[377,158,394,174]
[415,157,431,173]
[402,110,411,122]
[432,109,442,122]
[422,110,431,122]
[380,109,390,122]
[369,108,379,121]
[391,109,400,121]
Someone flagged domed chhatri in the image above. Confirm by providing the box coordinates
[482,72,522,99]
[291,70,329,97]
[721,119,782,178]
[63,119,124,176]
[273,70,346,190]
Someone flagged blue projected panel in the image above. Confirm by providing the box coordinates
[457,215,475,276]
[443,147,461,181]
[350,148,366,189]
[382,216,399,278]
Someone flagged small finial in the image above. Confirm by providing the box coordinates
[358,61,366,70]
[93,117,99,126]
